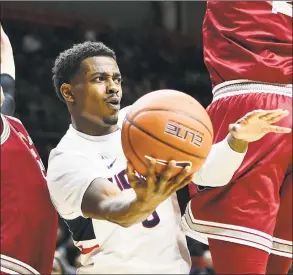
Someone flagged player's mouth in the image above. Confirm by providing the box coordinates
[105,97,121,110]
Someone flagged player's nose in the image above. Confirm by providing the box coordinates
[106,84,119,95]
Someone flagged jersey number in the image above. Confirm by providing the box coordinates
[271,1,292,17]
[110,169,161,228]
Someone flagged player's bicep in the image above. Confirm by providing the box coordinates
[81,177,122,219]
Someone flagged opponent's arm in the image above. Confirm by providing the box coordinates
[1,25,16,116]
[192,109,291,187]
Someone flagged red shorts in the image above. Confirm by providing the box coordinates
[0,191,58,274]
[182,80,292,257]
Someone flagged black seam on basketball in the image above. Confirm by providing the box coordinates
[127,122,148,169]
[126,115,206,160]
[133,108,213,137]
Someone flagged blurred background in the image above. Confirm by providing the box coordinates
[0,1,242,274]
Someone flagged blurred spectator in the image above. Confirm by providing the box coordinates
[22,34,42,53]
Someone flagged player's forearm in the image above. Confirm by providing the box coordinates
[82,178,157,227]
[192,134,247,187]
[99,196,156,227]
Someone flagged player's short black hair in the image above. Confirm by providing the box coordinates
[52,41,116,102]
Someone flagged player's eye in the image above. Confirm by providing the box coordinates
[93,76,105,82]
[114,78,122,85]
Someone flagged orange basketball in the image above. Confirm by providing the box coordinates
[121,89,214,177]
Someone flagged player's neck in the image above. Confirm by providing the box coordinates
[71,117,118,136]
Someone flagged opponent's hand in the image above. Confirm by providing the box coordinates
[229,109,291,142]
[0,24,15,79]
[127,159,193,208]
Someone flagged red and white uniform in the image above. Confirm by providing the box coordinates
[0,114,58,274]
[183,1,292,258]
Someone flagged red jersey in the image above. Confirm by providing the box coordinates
[0,114,58,274]
[203,1,293,87]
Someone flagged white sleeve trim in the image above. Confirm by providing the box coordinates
[192,135,247,187]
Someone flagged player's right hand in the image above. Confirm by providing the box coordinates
[127,159,193,207]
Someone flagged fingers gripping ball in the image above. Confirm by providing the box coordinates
[121,90,214,177]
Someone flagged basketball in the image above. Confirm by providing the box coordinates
[121,89,214,177]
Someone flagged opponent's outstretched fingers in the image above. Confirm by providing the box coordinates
[267,111,289,124]
[259,109,288,121]
[240,109,269,122]
[264,125,291,134]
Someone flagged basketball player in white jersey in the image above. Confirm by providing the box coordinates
[47,41,291,274]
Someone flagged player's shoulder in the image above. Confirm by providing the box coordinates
[53,125,82,150]
[48,126,103,165]
[49,131,83,160]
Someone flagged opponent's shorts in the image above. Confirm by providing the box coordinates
[182,80,292,257]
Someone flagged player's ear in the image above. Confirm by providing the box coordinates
[60,83,75,103]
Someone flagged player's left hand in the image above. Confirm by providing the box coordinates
[229,109,291,142]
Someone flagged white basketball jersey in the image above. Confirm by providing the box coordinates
[47,110,191,273]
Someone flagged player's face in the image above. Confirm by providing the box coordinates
[69,56,122,127]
